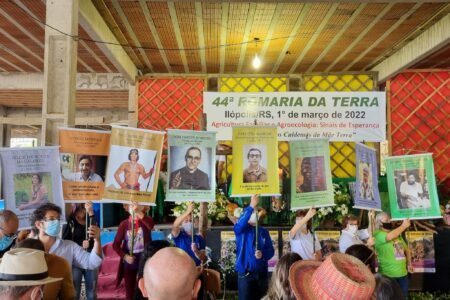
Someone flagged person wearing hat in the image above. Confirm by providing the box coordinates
[373,212,411,298]
[0,209,19,258]
[16,238,76,300]
[289,208,322,261]
[0,248,62,300]
[234,194,274,300]
[289,252,376,300]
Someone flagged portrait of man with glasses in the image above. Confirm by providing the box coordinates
[169,146,210,190]
[243,147,268,183]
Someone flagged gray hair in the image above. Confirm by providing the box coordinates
[0,210,18,225]
[375,212,390,230]
[0,285,34,298]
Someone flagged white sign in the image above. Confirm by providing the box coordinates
[204,92,386,142]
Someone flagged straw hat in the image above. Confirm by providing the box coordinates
[289,253,375,300]
[0,248,62,286]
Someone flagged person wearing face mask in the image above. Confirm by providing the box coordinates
[234,195,274,300]
[113,202,154,300]
[171,202,206,266]
[30,203,103,282]
[0,210,19,258]
[289,208,322,261]
[339,214,375,253]
[374,212,412,298]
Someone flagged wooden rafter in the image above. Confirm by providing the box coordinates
[168,2,189,73]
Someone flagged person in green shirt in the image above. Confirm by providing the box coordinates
[374,212,412,298]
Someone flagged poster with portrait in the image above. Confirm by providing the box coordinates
[0,147,65,229]
[231,127,279,197]
[268,231,279,272]
[354,143,381,210]
[103,126,164,205]
[290,139,334,210]
[315,231,341,258]
[59,128,110,203]
[385,154,441,220]
[406,231,435,273]
[166,129,216,202]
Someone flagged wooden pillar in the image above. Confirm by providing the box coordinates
[41,1,79,145]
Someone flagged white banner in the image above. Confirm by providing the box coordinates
[204,92,386,142]
[0,147,65,229]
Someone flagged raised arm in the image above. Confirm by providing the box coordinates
[234,195,258,234]
[172,202,194,238]
[289,207,316,238]
[386,219,410,241]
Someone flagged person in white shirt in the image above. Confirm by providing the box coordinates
[289,208,322,261]
[64,156,103,183]
[339,214,374,253]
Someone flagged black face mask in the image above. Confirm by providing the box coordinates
[382,222,393,230]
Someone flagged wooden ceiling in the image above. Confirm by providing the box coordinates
[0,0,448,76]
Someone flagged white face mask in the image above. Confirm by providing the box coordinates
[182,222,193,233]
[249,213,258,224]
[348,224,358,234]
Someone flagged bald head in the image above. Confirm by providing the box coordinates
[139,247,201,300]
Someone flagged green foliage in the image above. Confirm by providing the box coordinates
[409,292,450,300]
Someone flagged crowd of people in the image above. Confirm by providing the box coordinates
[0,191,415,300]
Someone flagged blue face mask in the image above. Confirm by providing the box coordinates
[44,220,61,237]
[0,235,14,251]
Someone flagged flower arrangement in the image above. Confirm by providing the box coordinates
[171,189,231,222]
[314,182,352,227]
[218,239,237,276]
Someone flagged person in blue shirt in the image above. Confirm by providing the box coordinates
[171,202,206,266]
[234,194,274,300]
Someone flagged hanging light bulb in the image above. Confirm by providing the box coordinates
[252,37,261,69]
[252,53,261,69]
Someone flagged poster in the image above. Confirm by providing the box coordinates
[166,129,216,202]
[204,91,386,141]
[385,154,441,220]
[315,231,341,258]
[231,127,280,197]
[268,230,279,272]
[354,143,381,210]
[59,128,110,203]
[406,231,435,273]
[103,126,164,205]
[0,147,65,229]
[290,139,334,210]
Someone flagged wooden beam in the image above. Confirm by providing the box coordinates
[236,3,256,74]
[79,0,138,83]
[195,2,207,73]
[111,0,153,72]
[168,2,189,73]
[307,3,367,73]
[259,3,283,62]
[271,3,311,73]
[139,0,172,72]
[289,3,338,74]
[371,10,450,82]
[344,3,422,71]
[325,3,394,72]
[219,3,229,74]
[0,116,105,126]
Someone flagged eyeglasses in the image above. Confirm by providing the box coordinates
[249,154,261,158]
[187,155,201,161]
[0,226,17,239]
